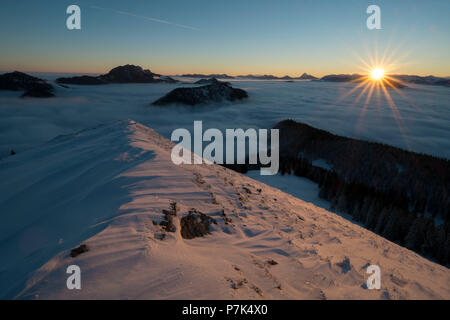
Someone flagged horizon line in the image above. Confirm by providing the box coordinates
[0,67,448,79]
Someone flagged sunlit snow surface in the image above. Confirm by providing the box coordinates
[1,120,449,299]
[0,76,449,159]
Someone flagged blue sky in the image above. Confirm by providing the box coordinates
[0,0,449,76]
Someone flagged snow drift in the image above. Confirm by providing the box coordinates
[0,120,448,299]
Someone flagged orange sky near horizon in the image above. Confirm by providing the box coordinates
[1,58,448,78]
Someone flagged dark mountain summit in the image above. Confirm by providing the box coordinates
[152,81,248,106]
[98,65,163,83]
[297,73,318,80]
[194,77,230,85]
[56,65,178,85]
[0,71,54,97]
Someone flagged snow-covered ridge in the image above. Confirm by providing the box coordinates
[0,120,448,299]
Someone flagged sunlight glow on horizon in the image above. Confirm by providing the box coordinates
[335,45,418,154]
[370,68,385,80]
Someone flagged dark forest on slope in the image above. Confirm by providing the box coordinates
[225,120,450,266]
[276,120,450,266]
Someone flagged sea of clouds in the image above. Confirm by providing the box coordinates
[0,76,449,159]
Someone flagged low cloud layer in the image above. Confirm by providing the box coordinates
[0,79,449,159]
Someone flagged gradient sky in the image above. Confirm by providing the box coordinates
[0,0,449,76]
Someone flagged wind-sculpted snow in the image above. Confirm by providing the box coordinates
[0,121,155,298]
[0,121,448,299]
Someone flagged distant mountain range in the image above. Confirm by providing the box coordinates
[178,73,235,79]
[393,75,450,87]
[237,73,318,80]
[177,72,449,87]
[177,72,318,80]
[3,64,448,95]
[318,73,450,87]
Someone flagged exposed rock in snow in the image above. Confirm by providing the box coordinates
[0,120,448,299]
[180,209,217,239]
[160,202,178,233]
[336,257,352,274]
[70,244,89,258]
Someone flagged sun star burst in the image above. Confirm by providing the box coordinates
[371,68,384,80]
[335,44,415,150]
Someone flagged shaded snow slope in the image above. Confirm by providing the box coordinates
[0,120,448,299]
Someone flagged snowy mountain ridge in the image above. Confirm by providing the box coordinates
[0,120,448,299]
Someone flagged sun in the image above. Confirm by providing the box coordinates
[370,68,385,80]
[336,46,413,151]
